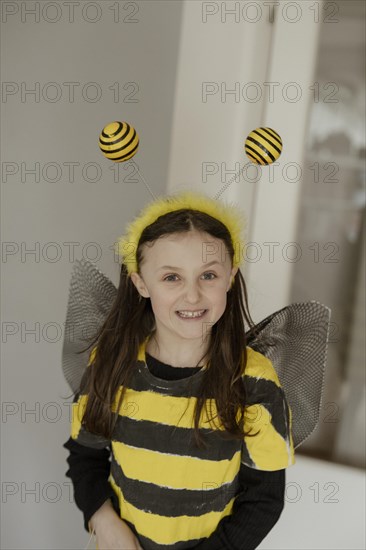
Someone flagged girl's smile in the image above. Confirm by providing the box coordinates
[175,309,208,319]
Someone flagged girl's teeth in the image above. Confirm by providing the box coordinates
[177,310,206,318]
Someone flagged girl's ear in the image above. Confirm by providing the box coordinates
[228,266,239,290]
[130,272,150,299]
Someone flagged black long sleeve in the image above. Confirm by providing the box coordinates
[191,466,285,550]
[63,436,120,533]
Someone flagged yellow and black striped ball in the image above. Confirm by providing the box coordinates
[99,121,139,162]
[244,127,282,165]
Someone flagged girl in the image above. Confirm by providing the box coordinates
[63,190,295,550]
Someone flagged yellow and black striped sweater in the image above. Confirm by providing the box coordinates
[64,338,295,549]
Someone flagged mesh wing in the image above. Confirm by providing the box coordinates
[61,259,331,448]
[61,258,117,393]
[246,301,331,448]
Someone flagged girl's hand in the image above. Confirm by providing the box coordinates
[90,500,144,549]
[95,517,143,550]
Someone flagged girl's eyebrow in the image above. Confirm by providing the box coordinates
[156,260,223,272]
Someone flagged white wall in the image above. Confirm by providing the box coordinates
[248,4,322,320]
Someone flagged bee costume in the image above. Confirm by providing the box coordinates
[62,190,331,550]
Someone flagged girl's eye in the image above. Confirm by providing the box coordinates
[202,272,217,280]
[163,272,217,282]
[164,274,178,282]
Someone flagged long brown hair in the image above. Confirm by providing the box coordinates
[77,208,262,449]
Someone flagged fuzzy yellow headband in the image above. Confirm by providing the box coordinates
[115,190,246,276]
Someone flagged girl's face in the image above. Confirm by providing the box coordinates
[130,231,238,343]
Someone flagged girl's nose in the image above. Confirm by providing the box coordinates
[183,282,202,302]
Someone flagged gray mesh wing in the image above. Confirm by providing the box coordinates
[62,258,117,394]
[246,301,331,448]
